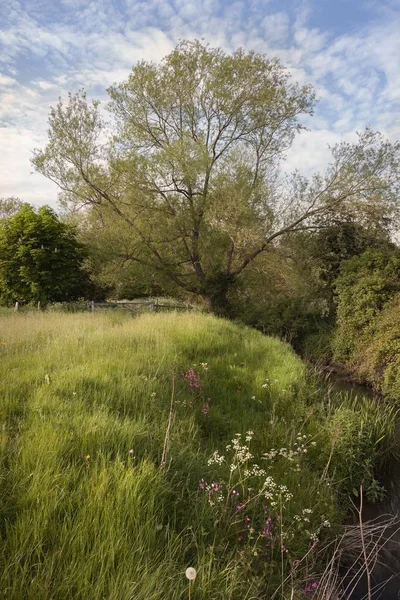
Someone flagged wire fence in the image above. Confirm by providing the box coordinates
[12,299,196,314]
[89,299,194,313]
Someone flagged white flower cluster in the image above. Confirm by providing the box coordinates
[229,433,254,464]
[245,430,254,442]
[261,433,316,470]
[244,464,266,478]
[207,450,225,466]
[261,477,293,506]
[308,516,331,542]
[293,508,313,523]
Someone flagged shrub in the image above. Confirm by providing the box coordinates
[333,249,400,363]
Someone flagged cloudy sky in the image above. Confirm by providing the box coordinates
[1,0,399,207]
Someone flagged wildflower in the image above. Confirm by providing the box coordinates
[185,567,197,581]
[207,450,224,465]
[150,392,156,398]
[323,520,331,528]
[128,449,134,455]
[181,368,203,393]
[202,398,211,415]
[245,430,254,442]
[199,479,206,489]
[263,517,272,536]
[210,482,221,492]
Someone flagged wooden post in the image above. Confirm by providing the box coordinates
[91,300,95,313]
[37,301,41,311]
[14,301,19,312]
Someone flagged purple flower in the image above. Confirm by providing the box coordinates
[181,368,203,394]
[236,504,243,511]
[263,517,272,536]
[202,401,210,415]
[199,479,206,489]
[302,581,319,597]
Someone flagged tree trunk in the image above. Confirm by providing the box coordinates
[202,274,236,318]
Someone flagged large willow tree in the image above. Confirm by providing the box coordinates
[33,41,399,313]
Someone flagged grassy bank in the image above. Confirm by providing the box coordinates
[0,311,396,599]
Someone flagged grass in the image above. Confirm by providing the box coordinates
[0,311,396,599]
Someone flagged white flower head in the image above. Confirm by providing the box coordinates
[185,567,197,581]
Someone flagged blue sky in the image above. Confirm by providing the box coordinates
[0,0,399,206]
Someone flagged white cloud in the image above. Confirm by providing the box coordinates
[0,0,399,207]
[0,126,59,205]
[0,73,16,86]
[284,129,357,176]
[261,12,289,45]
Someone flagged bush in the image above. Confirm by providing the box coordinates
[357,295,400,401]
[333,249,400,363]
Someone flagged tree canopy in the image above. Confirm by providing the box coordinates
[32,40,400,313]
[0,197,24,219]
[0,204,89,305]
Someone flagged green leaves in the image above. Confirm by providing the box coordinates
[0,204,90,305]
[31,41,400,313]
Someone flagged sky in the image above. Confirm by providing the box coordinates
[0,0,399,208]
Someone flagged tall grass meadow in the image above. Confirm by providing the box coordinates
[0,311,396,598]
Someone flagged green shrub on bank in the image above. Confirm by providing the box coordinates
[331,249,400,401]
[0,311,396,598]
[356,295,400,401]
[333,249,400,363]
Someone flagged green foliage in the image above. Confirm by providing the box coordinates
[311,223,392,285]
[0,204,90,305]
[322,397,398,502]
[301,323,335,363]
[0,311,395,598]
[226,244,331,349]
[333,248,400,362]
[0,197,24,219]
[33,41,400,313]
[355,295,400,401]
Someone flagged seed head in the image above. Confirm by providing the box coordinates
[185,567,197,581]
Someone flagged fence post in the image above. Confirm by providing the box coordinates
[37,301,41,311]
[14,301,19,312]
[91,300,95,313]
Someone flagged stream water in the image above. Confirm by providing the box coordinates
[326,372,400,600]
